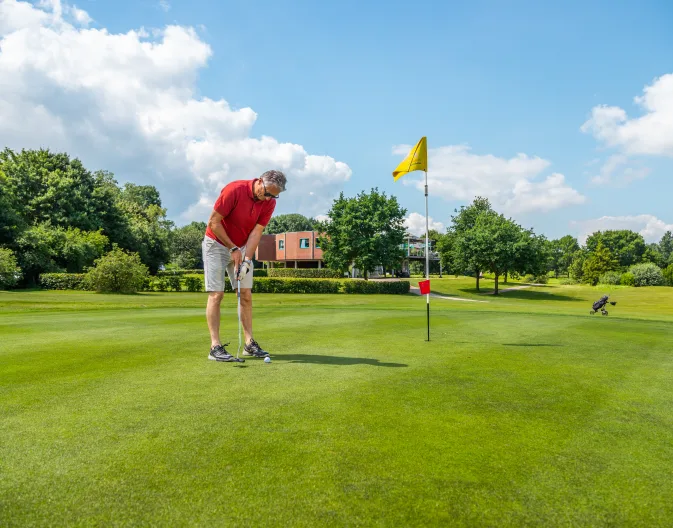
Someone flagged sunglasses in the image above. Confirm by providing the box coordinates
[261,180,279,199]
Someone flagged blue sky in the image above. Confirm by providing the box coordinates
[1,0,672,241]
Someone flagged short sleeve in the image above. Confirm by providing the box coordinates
[213,184,236,218]
[257,200,276,227]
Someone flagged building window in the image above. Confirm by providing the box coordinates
[299,238,310,249]
[315,239,321,249]
[279,240,285,249]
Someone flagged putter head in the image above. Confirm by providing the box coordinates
[232,357,245,363]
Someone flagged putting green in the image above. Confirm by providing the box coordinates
[1,282,672,526]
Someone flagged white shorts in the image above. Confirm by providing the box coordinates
[202,236,254,292]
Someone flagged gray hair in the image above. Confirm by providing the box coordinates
[260,170,287,192]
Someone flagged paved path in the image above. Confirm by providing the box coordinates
[409,286,489,303]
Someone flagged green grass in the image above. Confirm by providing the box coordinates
[1,284,673,526]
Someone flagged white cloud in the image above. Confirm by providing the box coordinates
[572,215,673,244]
[392,144,586,214]
[404,212,445,236]
[0,0,351,222]
[314,214,330,224]
[581,73,673,157]
[589,154,650,186]
[158,0,170,12]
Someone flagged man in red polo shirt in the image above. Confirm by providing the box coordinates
[203,170,287,362]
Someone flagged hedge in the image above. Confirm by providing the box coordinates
[343,280,411,294]
[267,268,342,279]
[39,273,410,294]
[40,273,88,290]
[157,268,268,277]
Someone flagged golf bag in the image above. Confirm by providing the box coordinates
[590,295,616,316]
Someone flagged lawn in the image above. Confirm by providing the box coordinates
[1,284,673,526]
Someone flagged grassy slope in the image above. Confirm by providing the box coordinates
[1,286,673,526]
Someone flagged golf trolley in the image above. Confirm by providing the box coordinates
[590,294,617,316]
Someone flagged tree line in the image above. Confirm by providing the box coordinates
[1,148,671,290]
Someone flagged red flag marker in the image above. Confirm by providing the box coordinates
[419,279,431,295]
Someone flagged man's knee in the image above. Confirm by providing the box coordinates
[240,288,252,303]
[208,291,225,304]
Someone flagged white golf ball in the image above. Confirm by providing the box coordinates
[264,357,271,363]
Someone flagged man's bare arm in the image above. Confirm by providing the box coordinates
[244,224,266,260]
[208,210,236,249]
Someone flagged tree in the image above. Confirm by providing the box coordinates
[582,242,619,285]
[264,214,315,234]
[586,230,646,268]
[658,231,673,264]
[317,188,406,279]
[170,222,207,269]
[0,248,22,289]
[569,249,589,282]
[549,235,580,277]
[445,197,493,290]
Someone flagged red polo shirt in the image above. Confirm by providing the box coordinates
[205,179,276,247]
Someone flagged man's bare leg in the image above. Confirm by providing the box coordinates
[239,288,253,344]
[206,291,224,348]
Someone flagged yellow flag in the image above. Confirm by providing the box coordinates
[392,136,427,181]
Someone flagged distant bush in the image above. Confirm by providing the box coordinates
[620,272,635,286]
[628,263,664,287]
[599,271,622,285]
[154,277,169,292]
[0,248,22,289]
[268,268,341,279]
[664,264,673,287]
[85,246,149,293]
[185,276,204,292]
[343,280,411,294]
[522,274,547,284]
[39,273,88,290]
[559,278,578,285]
[167,276,181,292]
[523,274,535,283]
[156,269,203,277]
[252,278,341,294]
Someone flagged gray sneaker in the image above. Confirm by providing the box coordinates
[242,339,270,358]
[208,343,236,362]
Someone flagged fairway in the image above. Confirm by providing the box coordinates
[2,282,673,526]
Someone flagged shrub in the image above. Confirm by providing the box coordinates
[154,277,169,292]
[620,272,635,286]
[140,277,153,292]
[268,268,341,279]
[523,274,536,283]
[156,269,203,277]
[559,278,578,285]
[343,280,410,294]
[85,246,149,293]
[0,248,22,289]
[598,271,622,285]
[39,273,88,290]
[185,276,204,292]
[167,276,182,292]
[252,278,341,294]
[664,264,673,287]
[534,275,548,284]
[628,263,664,287]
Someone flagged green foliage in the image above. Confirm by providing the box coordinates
[620,272,635,286]
[0,248,22,289]
[342,280,411,294]
[167,276,182,292]
[586,230,646,267]
[663,264,673,287]
[559,278,579,285]
[316,188,407,278]
[569,249,588,282]
[549,235,580,277]
[628,263,664,287]
[658,231,672,264]
[598,271,622,285]
[39,273,88,290]
[267,268,341,278]
[156,269,204,276]
[582,242,619,286]
[154,278,169,292]
[0,148,173,280]
[185,276,204,292]
[263,214,315,235]
[169,222,207,269]
[252,278,342,294]
[85,246,149,293]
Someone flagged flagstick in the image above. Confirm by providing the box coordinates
[425,169,430,342]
